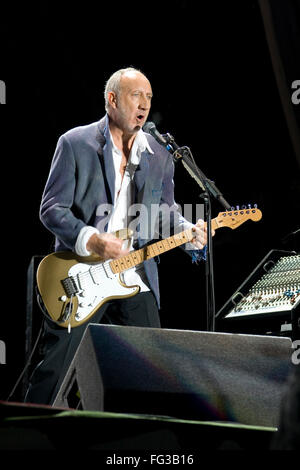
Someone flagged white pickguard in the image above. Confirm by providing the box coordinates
[67,259,139,323]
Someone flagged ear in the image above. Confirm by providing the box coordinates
[107,91,117,109]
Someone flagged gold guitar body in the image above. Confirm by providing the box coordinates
[37,229,140,329]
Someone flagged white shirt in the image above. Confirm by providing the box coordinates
[75,118,153,292]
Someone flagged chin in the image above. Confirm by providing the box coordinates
[127,124,141,134]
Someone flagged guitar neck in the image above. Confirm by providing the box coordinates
[110,219,218,275]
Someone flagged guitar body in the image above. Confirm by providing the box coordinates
[37,230,140,328]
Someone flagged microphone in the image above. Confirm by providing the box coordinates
[143,121,183,159]
[143,121,169,147]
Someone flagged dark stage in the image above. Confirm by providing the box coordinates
[0,0,300,453]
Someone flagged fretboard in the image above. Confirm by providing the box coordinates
[108,208,262,275]
[109,228,196,274]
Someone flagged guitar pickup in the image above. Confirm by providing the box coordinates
[61,276,79,297]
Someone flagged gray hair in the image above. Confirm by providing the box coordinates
[104,67,144,111]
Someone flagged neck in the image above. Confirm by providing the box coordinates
[108,119,137,156]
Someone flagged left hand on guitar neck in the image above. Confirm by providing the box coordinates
[191,219,215,250]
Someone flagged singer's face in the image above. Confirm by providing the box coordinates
[109,71,152,135]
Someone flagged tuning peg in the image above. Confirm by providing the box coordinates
[236,205,240,210]
[248,204,252,209]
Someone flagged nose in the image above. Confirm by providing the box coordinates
[139,93,151,111]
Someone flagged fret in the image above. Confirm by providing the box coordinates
[124,255,134,269]
[172,233,183,246]
[117,258,128,271]
[156,241,165,254]
[147,244,156,259]
[173,230,192,246]
[110,228,195,274]
[150,243,160,256]
[130,250,143,265]
[183,229,194,242]
[167,237,176,248]
[110,259,121,274]
[160,238,171,252]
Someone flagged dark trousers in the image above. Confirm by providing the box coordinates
[25,291,160,406]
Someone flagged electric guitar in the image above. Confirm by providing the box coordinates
[37,206,262,328]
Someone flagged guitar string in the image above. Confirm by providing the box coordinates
[69,211,261,287]
[71,229,195,289]
[64,211,260,293]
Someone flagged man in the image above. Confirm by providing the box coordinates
[25,67,209,405]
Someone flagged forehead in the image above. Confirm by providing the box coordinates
[120,72,152,93]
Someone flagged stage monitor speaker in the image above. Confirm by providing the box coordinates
[53,324,292,428]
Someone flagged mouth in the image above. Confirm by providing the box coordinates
[136,114,145,124]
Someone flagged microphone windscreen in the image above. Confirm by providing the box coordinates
[143,121,156,134]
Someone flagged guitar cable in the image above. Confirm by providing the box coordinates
[6,316,44,402]
[6,289,75,401]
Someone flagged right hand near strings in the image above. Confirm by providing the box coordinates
[86,232,129,260]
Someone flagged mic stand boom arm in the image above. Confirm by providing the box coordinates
[163,133,231,332]
[164,133,231,211]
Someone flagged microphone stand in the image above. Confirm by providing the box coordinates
[163,133,231,332]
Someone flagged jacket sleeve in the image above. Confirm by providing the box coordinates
[40,134,85,251]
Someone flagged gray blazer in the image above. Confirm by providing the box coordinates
[40,116,204,307]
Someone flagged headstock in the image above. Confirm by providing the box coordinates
[214,204,262,230]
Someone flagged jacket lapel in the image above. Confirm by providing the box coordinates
[96,116,151,204]
[96,116,115,204]
[134,150,150,196]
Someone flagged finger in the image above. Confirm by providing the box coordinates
[195,218,206,229]
[195,220,215,236]
[192,238,204,249]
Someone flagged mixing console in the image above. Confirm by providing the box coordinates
[226,255,300,318]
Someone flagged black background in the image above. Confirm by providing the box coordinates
[0,0,299,401]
